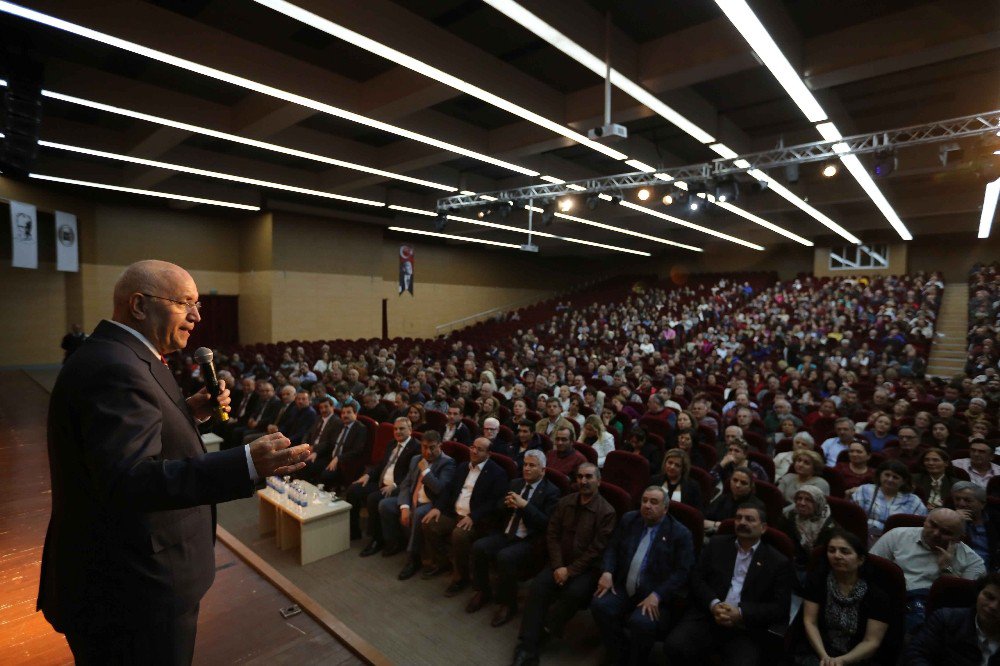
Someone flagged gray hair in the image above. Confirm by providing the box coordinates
[793,431,815,446]
[644,484,669,505]
[523,449,546,468]
[951,481,987,502]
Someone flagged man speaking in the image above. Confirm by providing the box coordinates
[38,259,312,665]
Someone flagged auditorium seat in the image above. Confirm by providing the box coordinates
[544,468,571,496]
[688,467,717,507]
[442,440,470,464]
[573,442,598,466]
[490,452,518,480]
[884,513,927,533]
[747,451,776,483]
[598,481,632,518]
[601,451,650,507]
[825,496,868,543]
[423,409,447,433]
[668,501,705,556]
[927,576,978,615]
[371,421,395,465]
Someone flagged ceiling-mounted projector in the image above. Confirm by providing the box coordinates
[587,123,627,143]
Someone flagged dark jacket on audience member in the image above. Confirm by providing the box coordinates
[487,436,514,459]
[280,405,318,444]
[315,419,367,467]
[547,492,617,578]
[602,510,694,601]
[397,453,456,507]
[690,534,793,631]
[498,477,561,540]
[306,414,340,455]
[904,606,1000,665]
[650,473,703,510]
[443,422,473,445]
[435,458,508,525]
[359,403,390,424]
[368,437,420,488]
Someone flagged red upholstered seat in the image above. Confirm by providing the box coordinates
[599,481,633,518]
[544,468,571,495]
[826,495,868,543]
[927,576,979,615]
[668,501,705,556]
[442,440,470,464]
[884,513,926,533]
[573,442,598,466]
[490,452,518,480]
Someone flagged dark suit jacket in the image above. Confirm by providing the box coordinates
[497,477,561,540]
[398,453,456,507]
[905,607,1000,666]
[650,473,704,509]
[602,510,695,601]
[444,422,473,445]
[359,403,390,424]
[38,321,252,633]
[232,390,259,425]
[251,396,282,429]
[435,458,507,524]
[319,419,367,466]
[690,535,793,631]
[306,414,341,455]
[370,437,420,489]
[488,436,514,459]
[278,405,317,444]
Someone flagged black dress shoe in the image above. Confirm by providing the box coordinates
[359,541,382,557]
[398,560,420,580]
[465,591,491,613]
[421,563,452,580]
[443,578,469,596]
[510,648,538,666]
[381,544,404,557]
[491,604,517,627]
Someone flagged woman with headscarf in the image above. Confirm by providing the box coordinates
[779,485,839,579]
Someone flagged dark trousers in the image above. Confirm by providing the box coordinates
[472,532,535,607]
[422,514,486,580]
[518,567,598,653]
[65,604,199,666]
[346,479,387,541]
[590,583,669,666]
[663,607,761,666]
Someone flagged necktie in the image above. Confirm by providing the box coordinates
[412,471,425,506]
[239,393,251,418]
[312,418,326,446]
[275,403,289,424]
[333,424,349,458]
[626,528,654,597]
[159,355,169,367]
[505,483,533,537]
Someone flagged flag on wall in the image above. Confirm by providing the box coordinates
[9,200,38,269]
[55,211,79,272]
[398,244,414,295]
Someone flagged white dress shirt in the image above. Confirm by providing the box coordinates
[712,538,761,608]
[455,461,486,517]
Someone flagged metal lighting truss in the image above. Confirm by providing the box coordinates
[437,109,1000,211]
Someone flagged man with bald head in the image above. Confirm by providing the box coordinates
[871,507,986,631]
[39,259,312,665]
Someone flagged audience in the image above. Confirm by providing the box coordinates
[852,459,928,543]
[779,485,839,578]
[776,449,830,502]
[836,439,876,495]
[651,448,703,509]
[911,447,959,510]
[354,418,420,556]
[952,437,1000,488]
[546,426,588,478]
[904,571,1000,665]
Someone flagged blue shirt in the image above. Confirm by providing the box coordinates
[967,519,990,568]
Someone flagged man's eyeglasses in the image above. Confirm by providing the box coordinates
[553,436,571,442]
[141,293,202,312]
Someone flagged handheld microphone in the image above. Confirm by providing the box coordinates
[193,347,228,422]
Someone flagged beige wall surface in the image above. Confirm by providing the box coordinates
[812,243,908,278]
[655,242,815,282]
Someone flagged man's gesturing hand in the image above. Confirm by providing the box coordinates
[250,432,312,477]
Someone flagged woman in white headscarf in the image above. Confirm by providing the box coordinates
[779,484,839,581]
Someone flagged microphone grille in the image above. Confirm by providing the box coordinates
[193,347,214,364]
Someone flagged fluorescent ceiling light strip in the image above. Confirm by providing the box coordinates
[978,177,1000,239]
[0,1,539,177]
[484,0,715,145]
[540,175,565,184]
[714,0,828,123]
[714,1,911,241]
[448,214,649,256]
[253,0,628,162]
[565,184,586,191]
[748,169,861,244]
[554,211,702,252]
[24,86,457,192]
[619,199,764,250]
[389,226,521,249]
[39,139,385,207]
[479,194,498,201]
[29,173,260,210]
[837,154,913,241]
[711,199,813,246]
[460,190,476,196]
[708,143,740,159]
[624,159,656,173]
[387,204,436,217]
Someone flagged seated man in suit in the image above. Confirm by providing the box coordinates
[904,571,1000,665]
[443,404,473,445]
[511,463,616,666]
[296,396,340,483]
[359,390,390,424]
[591,485,695,666]
[511,421,541,470]
[468,449,560,627]
[313,402,367,490]
[215,376,258,438]
[243,384,296,445]
[663,504,793,666]
[269,389,317,445]
[482,417,513,459]
[422,437,508,594]
[379,430,456,580]
[352,418,420,552]
[225,381,278,448]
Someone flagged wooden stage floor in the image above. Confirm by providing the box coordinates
[0,370,362,665]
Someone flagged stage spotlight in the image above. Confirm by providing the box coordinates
[558,197,574,212]
[714,178,739,203]
[586,193,600,210]
[661,193,673,206]
[434,211,447,232]
[785,162,800,184]
[689,199,700,212]
[637,188,651,201]
[541,202,556,225]
[872,150,896,178]
[498,200,514,219]
[822,163,838,177]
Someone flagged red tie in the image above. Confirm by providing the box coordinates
[159,355,169,366]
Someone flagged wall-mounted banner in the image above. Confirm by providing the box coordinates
[398,244,414,295]
[55,211,79,272]
[10,200,38,269]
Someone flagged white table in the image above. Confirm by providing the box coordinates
[201,432,224,453]
[257,484,352,565]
